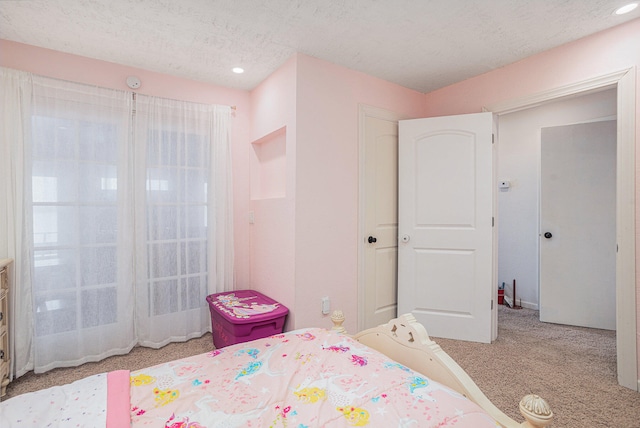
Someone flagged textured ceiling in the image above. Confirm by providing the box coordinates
[0,0,638,93]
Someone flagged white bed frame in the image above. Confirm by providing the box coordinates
[330,311,553,428]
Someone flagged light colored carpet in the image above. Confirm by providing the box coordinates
[435,306,640,428]
[3,333,214,399]
[3,309,640,427]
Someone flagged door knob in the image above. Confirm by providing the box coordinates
[544,232,552,239]
[368,236,377,244]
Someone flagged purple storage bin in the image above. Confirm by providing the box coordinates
[206,290,289,348]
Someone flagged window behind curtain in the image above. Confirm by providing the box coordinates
[29,80,136,371]
[31,116,120,335]
[145,128,209,316]
[30,92,215,353]
[3,69,232,374]
[134,95,215,345]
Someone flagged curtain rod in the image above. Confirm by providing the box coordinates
[3,68,238,110]
[130,92,236,111]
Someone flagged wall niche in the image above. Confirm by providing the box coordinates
[251,126,286,200]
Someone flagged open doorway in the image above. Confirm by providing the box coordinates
[496,88,616,316]
[358,70,636,390]
[490,68,637,390]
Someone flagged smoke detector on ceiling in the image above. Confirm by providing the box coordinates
[126,76,141,89]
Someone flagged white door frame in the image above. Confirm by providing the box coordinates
[485,68,637,391]
[357,104,409,331]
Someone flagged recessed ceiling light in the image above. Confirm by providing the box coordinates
[232,67,244,74]
[614,2,638,14]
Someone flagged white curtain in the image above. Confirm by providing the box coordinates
[29,75,137,372]
[0,68,34,378]
[133,95,234,347]
[0,67,234,374]
[210,105,234,307]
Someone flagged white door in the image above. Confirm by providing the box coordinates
[398,112,494,343]
[362,115,398,329]
[540,120,616,330]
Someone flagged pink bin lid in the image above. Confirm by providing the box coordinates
[207,290,289,324]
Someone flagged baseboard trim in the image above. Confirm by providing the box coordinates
[519,301,538,310]
[501,298,538,311]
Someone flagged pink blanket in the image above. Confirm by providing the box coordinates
[129,328,498,427]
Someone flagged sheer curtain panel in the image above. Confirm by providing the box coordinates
[133,96,233,347]
[29,76,136,372]
[210,105,234,308]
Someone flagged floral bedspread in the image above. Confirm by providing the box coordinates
[130,328,498,427]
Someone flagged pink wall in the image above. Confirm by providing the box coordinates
[294,54,424,332]
[248,56,298,329]
[0,39,253,292]
[248,53,424,333]
[423,18,640,116]
[422,17,640,381]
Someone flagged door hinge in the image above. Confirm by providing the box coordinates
[492,134,495,144]
[491,299,494,310]
[492,217,494,227]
